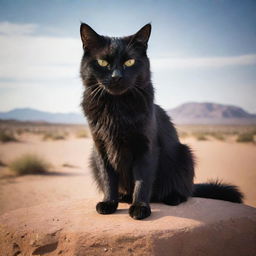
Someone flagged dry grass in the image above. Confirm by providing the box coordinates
[10,154,51,175]
[209,132,225,141]
[0,130,17,143]
[42,131,67,141]
[76,129,90,138]
[236,133,254,143]
[193,133,208,141]
[0,159,6,167]
[62,163,77,168]
[177,124,256,142]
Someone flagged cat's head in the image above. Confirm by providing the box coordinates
[80,23,151,95]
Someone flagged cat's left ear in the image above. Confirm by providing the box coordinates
[133,23,151,46]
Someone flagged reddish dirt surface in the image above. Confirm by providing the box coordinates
[0,198,255,256]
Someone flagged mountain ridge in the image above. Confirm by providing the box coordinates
[0,108,86,124]
[167,102,256,124]
[0,103,256,125]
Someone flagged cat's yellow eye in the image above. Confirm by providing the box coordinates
[124,59,135,67]
[97,59,108,67]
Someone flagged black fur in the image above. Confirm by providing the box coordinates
[193,180,244,203]
[80,23,243,220]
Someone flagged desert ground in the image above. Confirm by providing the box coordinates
[0,121,255,216]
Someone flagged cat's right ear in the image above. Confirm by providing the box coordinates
[133,23,151,46]
[80,23,103,51]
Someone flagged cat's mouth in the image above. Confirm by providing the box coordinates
[101,81,130,95]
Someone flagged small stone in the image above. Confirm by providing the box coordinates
[104,248,108,252]
[13,243,20,250]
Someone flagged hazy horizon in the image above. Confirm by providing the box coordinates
[1,101,256,117]
[0,0,255,113]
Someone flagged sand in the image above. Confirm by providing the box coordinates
[0,134,255,216]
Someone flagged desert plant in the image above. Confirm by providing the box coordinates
[193,133,208,141]
[10,154,50,175]
[76,129,90,138]
[236,133,254,143]
[0,159,6,167]
[62,163,76,168]
[210,132,225,141]
[0,130,17,142]
[42,132,66,141]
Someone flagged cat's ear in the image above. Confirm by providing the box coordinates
[133,23,151,46]
[80,23,104,50]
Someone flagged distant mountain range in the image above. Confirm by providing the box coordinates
[0,108,86,124]
[168,102,256,124]
[0,103,256,125]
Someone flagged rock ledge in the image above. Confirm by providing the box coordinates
[0,198,256,256]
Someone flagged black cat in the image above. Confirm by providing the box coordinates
[80,23,243,220]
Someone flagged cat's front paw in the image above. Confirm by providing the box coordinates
[129,202,151,220]
[96,201,118,214]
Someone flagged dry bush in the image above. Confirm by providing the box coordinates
[76,129,90,138]
[10,154,50,175]
[236,133,254,143]
[42,131,66,141]
[62,163,76,168]
[209,132,225,141]
[0,130,17,142]
[0,159,6,167]
[193,133,208,141]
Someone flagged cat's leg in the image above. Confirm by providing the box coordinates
[161,143,194,206]
[96,165,119,214]
[118,193,133,203]
[129,152,157,220]
[92,150,119,214]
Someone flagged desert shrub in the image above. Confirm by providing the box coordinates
[62,163,76,168]
[16,129,24,135]
[10,154,50,175]
[76,129,90,138]
[42,132,66,141]
[193,133,208,141]
[0,160,6,167]
[210,132,225,141]
[0,130,17,142]
[236,133,254,143]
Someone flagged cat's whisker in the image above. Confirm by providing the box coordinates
[88,86,103,104]
[92,87,103,101]
[97,87,106,105]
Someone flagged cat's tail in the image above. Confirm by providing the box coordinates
[192,179,244,203]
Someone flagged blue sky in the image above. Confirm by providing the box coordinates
[0,0,255,113]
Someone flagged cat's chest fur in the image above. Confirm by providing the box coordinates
[83,91,151,169]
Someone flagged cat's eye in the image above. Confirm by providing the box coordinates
[97,59,108,67]
[124,59,135,67]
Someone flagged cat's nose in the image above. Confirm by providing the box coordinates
[111,69,122,82]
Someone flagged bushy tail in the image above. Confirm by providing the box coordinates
[193,180,244,203]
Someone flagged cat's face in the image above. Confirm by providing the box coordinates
[80,23,151,95]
